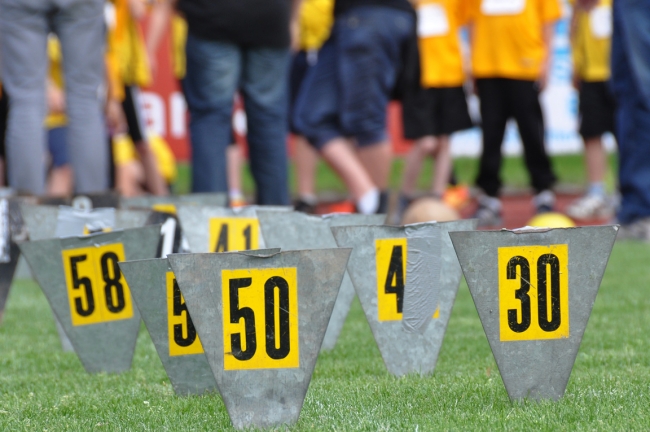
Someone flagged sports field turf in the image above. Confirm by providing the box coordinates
[173,153,619,197]
[0,238,648,430]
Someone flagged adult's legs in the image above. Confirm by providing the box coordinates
[0,1,49,194]
[507,80,556,194]
[240,47,291,205]
[612,0,650,225]
[475,78,509,197]
[183,35,240,193]
[54,0,109,193]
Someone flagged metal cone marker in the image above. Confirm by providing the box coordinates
[120,193,228,214]
[168,248,351,429]
[449,225,618,400]
[118,248,281,396]
[331,221,472,376]
[118,258,216,395]
[176,205,290,253]
[257,210,385,350]
[18,225,161,373]
[0,198,28,323]
[20,204,152,351]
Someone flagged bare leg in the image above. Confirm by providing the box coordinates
[431,135,452,197]
[320,137,375,200]
[584,137,607,184]
[116,161,146,197]
[227,144,243,194]
[294,135,318,199]
[136,141,169,196]
[357,141,392,190]
[47,165,74,197]
[401,136,436,197]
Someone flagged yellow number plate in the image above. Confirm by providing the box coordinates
[375,238,439,322]
[62,243,133,326]
[167,272,204,356]
[498,244,569,341]
[209,217,259,252]
[222,268,299,370]
[152,204,177,215]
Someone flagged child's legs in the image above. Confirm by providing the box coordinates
[584,137,607,184]
[294,135,318,199]
[431,135,451,197]
[400,137,435,197]
[321,137,375,200]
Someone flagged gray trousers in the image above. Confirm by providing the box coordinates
[0,0,108,194]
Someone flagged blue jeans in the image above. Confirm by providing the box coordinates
[611,0,650,223]
[183,34,290,205]
[0,0,108,194]
[293,6,414,149]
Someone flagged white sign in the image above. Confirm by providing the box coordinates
[418,4,450,37]
[481,0,526,16]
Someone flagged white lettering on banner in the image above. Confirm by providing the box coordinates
[481,0,526,16]
[590,5,612,39]
[417,4,450,37]
[170,92,187,138]
[140,92,166,136]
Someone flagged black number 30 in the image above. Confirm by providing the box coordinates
[506,254,561,333]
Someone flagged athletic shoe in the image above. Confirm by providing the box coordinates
[533,190,555,214]
[472,195,503,227]
[616,217,650,241]
[294,198,317,214]
[566,194,615,220]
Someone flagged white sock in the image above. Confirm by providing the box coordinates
[357,188,380,215]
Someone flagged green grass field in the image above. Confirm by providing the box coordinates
[0,239,648,430]
[173,154,620,197]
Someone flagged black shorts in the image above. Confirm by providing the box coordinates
[402,86,473,139]
[122,85,147,144]
[579,80,616,139]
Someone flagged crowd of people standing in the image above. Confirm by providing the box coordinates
[0,0,649,240]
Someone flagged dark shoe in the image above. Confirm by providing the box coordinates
[472,195,503,227]
[294,198,317,214]
[617,217,650,241]
[533,190,556,214]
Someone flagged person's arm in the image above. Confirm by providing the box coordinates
[290,0,303,51]
[145,0,174,80]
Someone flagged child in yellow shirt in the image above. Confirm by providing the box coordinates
[566,0,616,220]
[469,0,561,226]
[396,0,473,221]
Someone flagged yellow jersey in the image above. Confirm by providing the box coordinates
[469,0,562,80]
[299,0,334,51]
[571,0,611,82]
[416,0,469,87]
[45,36,67,129]
[111,0,152,88]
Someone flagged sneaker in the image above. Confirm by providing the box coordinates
[566,194,615,220]
[616,217,650,242]
[472,195,503,227]
[294,197,317,214]
[533,190,555,214]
